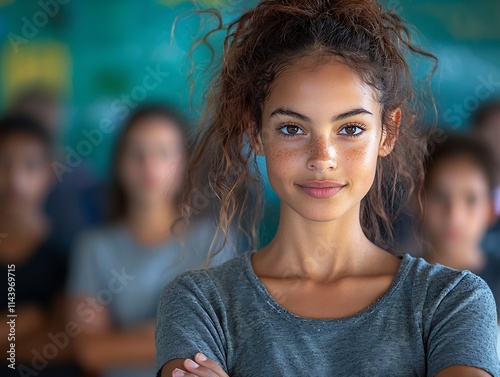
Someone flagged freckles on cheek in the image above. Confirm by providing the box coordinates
[266,145,301,177]
[340,143,378,170]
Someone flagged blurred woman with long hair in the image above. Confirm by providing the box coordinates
[67,104,236,377]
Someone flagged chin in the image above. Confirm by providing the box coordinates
[290,203,348,223]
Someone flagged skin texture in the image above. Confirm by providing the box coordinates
[68,117,185,372]
[423,156,496,273]
[160,59,492,377]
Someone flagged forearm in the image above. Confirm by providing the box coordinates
[4,303,76,365]
[9,327,75,364]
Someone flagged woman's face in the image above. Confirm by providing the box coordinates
[423,156,494,253]
[0,134,52,215]
[118,116,185,206]
[256,58,394,222]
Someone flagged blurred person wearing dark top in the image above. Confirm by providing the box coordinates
[0,113,81,376]
[66,105,236,377]
[421,133,500,314]
[10,86,108,253]
[472,101,500,257]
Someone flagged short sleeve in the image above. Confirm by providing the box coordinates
[154,272,227,376]
[66,231,106,297]
[427,272,500,377]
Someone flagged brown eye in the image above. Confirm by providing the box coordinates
[340,124,364,137]
[278,124,305,137]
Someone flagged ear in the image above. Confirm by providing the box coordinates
[245,120,265,156]
[378,108,402,158]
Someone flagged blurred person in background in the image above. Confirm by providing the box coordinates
[421,133,500,308]
[422,134,496,270]
[10,85,109,254]
[0,113,81,376]
[471,100,500,257]
[66,105,237,377]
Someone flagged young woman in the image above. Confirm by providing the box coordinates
[155,1,500,376]
[420,133,500,360]
[66,105,235,377]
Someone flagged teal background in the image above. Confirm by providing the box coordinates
[0,0,499,245]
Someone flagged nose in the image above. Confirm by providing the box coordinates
[445,199,466,224]
[307,135,337,172]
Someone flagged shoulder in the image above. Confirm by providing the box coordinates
[400,253,496,318]
[159,252,250,305]
[402,252,487,292]
[165,252,249,289]
[400,255,500,376]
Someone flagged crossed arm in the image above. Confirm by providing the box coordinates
[435,366,492,377]
[160,355,229,377]
[159,355,493,377]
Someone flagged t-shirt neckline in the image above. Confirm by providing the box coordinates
[242,250,413,324]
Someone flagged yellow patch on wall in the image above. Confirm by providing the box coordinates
[0,0,14,7]
[1,40,72,107]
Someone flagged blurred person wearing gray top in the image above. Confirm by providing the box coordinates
[66,105,238,377]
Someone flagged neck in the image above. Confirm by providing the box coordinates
[0,207,51,242]
[261,201,381,280]
[0,206,49,237]
[123,200,181,243]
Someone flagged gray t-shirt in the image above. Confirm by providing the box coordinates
[155,251,500,377]
[67,218,237,377]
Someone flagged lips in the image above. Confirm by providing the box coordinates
[297,181,346,199]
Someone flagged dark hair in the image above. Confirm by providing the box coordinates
[11,85,61,110]
[424,133,497,195]
[109,104,189,221]
[471,100,500,130]
[183,0,438,256]
[0,112,53,154]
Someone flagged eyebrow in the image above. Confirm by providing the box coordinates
[269,107,373,122]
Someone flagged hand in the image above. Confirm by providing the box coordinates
[172,353,229,377]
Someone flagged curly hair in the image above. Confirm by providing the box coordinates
[181,0,438,260]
